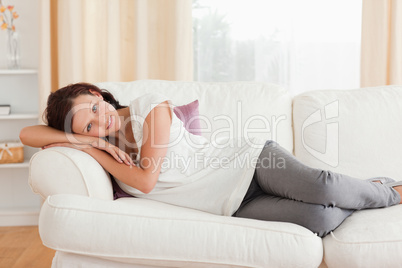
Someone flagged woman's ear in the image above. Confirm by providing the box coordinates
[89,89,103,100]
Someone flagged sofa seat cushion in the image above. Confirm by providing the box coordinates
[39,194,323,268]
[323,204,402,268]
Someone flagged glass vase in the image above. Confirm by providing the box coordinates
[6,29,21,70]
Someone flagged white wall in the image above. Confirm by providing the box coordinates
[0,0,39,69]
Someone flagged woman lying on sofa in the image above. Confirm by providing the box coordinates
[20,82,402,237]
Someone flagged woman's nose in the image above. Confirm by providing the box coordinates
[97,113,107,127]
[96,103,107,123]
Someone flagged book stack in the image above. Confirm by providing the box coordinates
[0,105,11,115]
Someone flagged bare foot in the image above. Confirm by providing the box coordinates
[393,185,402,204]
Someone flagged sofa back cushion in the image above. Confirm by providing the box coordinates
[293,85,402,180]
[95,80,293,152]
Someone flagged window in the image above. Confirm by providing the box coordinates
[193,0,362,95]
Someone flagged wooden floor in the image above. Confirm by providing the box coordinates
[0,226,55,268]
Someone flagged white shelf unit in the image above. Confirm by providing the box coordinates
[0,69,41,226]
[0,114,39,120]
[0,69,37,75]
[0,160,31,169]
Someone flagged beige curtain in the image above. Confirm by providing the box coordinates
[39,0,193,113]
[39,0,52,116]
[361,0,402,87]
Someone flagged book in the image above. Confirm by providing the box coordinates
[0,105,11,115]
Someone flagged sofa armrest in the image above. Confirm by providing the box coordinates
[29,147,114,200]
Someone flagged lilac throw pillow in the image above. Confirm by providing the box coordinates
[112,99,201,200]
[173,99,202,136]
[111,176,132,200]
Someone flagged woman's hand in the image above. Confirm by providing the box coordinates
[43,140,135,166]
[90,139,135,166]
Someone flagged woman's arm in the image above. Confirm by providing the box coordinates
[19,125,97,148]
[82,147,154,194]
[88,101,172,194]
[84,101,172,194]
[38,101,172,194]
[20,125,134,165]
[136,100,172,192]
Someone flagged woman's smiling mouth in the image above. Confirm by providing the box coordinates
[107,115,112,130]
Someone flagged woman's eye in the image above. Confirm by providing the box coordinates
[92,104,97,113]
[87,123,92,132]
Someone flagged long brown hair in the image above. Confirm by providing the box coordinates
[44,82,126,133]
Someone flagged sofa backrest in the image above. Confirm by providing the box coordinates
[95,80,294,152]
[293,85,402,180]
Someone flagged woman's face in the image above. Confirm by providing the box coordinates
[71,92,121,137]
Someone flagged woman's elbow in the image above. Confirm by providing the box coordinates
[140,181,156,194]
[19,127,29,145]
[141,187,152,194]
[139,174,157,194]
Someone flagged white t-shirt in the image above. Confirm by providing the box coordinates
[116,93,266,216]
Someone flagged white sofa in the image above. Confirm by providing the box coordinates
[29,80,402,268]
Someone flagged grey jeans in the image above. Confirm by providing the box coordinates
[233,140,401,237]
